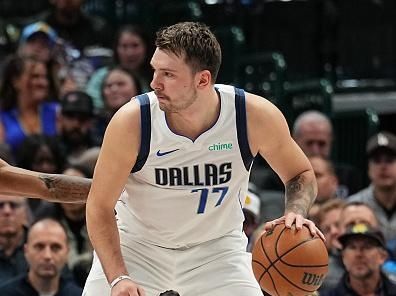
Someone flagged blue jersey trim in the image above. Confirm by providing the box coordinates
[234,87,254,171]
[132,94,151,173]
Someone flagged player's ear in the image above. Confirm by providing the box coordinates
[196,70,211,89]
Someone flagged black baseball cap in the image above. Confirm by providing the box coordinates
[61,91,93,116]
[366,132,396,158]
[339,223,386,249]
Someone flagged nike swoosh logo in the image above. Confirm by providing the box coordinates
[156,149,180,157]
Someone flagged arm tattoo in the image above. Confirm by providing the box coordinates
[285,173,315,217]
[39,174,91,203]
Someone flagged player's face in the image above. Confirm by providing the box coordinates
[342,237,386,280]
[150,48,199,112]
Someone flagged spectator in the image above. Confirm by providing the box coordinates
[0,218,82,296]
[322,201,386,291]
[102,66,142,115]
[35,164,93,287]
[0,195,29,281]
[315,198,346,291]
[316,198,345,252]
[339,201,380,234]
[18,21,58,64]
[16,135,65,175]
[58,90,97,163]
[293,110,362,197]
[86,25,152,110]
[73,146,100,177]
[321,223,396,296]
[308,156,339,220]
[42,0,113,52]
[15,135,66,214]
[0,55,58,154]
[310,156,339,203]
[250,110,362,196]
[17,21,82,101]
[243,190,261,251]
[293,110,333,159]
[348,132,396,246]
[93,66,142,144]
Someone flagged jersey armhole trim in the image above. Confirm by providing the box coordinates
[234,87,254,171]
[131,94,151,173]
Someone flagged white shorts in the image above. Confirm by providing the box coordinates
[82,230,262,296]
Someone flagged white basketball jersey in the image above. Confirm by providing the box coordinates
[116,84,255,248]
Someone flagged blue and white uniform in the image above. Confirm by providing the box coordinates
[83,85,263,296]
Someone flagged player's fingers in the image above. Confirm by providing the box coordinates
[137,287,146,296]
[314,226,326,241]
[263,216,285,231]
[293,215,306,230]
[304,219,326,241]
[284,213,297,228]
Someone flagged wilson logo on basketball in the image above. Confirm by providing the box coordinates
[301,272,325,286]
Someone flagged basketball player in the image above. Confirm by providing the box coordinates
[0,22,322,296]
[83,22,322,296]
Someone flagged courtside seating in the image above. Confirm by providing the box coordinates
[283,78,334,126]
[235,52,286,108]
[214,25,247,84]
[332,108,379,181]
[332,0,396,91]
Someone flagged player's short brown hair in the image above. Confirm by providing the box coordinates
[155,22,222,83]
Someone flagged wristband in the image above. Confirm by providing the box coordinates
[110,275,133,289]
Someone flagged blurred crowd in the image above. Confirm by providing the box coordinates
[0,1,395,295]
[245,120,396,295]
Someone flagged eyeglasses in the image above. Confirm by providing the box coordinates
[0,201,23,210]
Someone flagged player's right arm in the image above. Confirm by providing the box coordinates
[86,100,145,296]
[0,158,91,203]
[246,93,323,239]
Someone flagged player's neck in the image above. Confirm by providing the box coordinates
[166,88,220,141]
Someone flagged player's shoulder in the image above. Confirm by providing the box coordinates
[214,84,279,115]
[244,91,282,119]
[107,98,141,130]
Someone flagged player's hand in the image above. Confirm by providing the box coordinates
[111,279,146,296]
[263,214,325,241]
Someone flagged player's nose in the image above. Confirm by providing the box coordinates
[150,73,162,90]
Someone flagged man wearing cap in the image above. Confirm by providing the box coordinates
[18,21,58,64]
[348,131,396,247]
[321,223,396,295]
[59,91,98,163]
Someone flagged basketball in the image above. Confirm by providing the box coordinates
[252,224,328,296]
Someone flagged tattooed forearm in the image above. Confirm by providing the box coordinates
[284,173,316,217]
[39,174,91,203]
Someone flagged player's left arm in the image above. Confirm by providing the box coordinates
[246,93,322,238]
